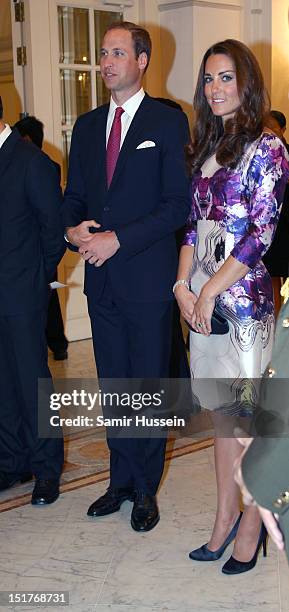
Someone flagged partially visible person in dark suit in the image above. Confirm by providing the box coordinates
[235,292,289,563]
[266,110,288,145]
[14,116,68,360]
[62,22,190,532]
[154,97,182,111]
[0,97,64,504]
[263,110,289,315]
[154,97,191,379]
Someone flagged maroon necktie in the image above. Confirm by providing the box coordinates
[106,107,124,187]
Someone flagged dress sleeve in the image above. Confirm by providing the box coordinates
[182,209,197,246]
[231,135,289,268]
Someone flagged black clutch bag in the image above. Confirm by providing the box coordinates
[186,308,229,335]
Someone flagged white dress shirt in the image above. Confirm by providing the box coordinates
[106,88,145,149]
[0,124,12,149]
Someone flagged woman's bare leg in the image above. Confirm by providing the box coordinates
[207,435,262,559]
[231,504,262,561]
[207,436,241,551]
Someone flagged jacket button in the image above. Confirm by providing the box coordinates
[282,318,289,328]
[103,206,110,212]
[273,498,283,508]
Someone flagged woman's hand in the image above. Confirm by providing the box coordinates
[191,288,215,336]
[174,285,197,324]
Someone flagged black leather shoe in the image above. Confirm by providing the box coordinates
[131,492,159,532]
[87,487,134,517]
[31,479,60,505]
[53,350,68,361]
[0,471,32,492]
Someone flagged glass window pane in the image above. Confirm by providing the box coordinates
[96,71,110,106]
[60,70,91,127]
[58,7,90,64]
[94,10,123,65]
[62,130,72,183]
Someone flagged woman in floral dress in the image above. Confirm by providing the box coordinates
[174,39,289,574]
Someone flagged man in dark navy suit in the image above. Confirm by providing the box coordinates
[14,115,69,361]
[62,22,190,531]
[0,97,64,504]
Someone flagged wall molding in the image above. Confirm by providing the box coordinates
[101,0,134,7]
[158,0,242,11]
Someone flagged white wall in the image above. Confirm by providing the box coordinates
[156,0,243,122]
[243,0,272,93]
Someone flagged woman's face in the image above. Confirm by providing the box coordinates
[204,53,241,123]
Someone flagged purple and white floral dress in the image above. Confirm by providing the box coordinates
[183,133,289,412]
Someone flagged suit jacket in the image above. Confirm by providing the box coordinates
[62,94,191,303]
[0,129,65,316]
[242,298,289,560]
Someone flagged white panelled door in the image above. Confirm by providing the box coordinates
[48,1,135,341]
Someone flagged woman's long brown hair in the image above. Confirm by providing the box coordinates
[187,39,268,175]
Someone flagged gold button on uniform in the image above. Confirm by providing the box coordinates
[268,367,276,378]
[273,491,289,509]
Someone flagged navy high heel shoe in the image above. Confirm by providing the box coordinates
[189,512,242,561]
[222,523,268,574]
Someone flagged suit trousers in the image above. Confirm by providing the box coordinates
[0,310,64,479]
[88,279,173,495]
[46,288,68,355]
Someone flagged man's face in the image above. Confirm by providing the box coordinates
[100,29,147,102]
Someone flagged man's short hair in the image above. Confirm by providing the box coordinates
[0,96,3,120]
[14,116,44,149]
[104,21,152,70]
[270,110,287,130]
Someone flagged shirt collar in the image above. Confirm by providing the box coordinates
[0,124,12,149]
[108,88,145,119]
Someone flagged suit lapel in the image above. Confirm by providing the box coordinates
[95,106,108,188]
[84,105,108,196]
[108,95,152,192]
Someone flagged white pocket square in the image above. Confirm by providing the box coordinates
[136,140,156,149]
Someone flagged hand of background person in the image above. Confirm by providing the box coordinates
[66,220,101,247]
[174,286,198,324]
[190,288,215,335]
[234,437,285,551]
[78,231,120,266]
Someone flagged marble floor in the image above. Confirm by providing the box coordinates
[1,339,288,611]
[1,445,289,612]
